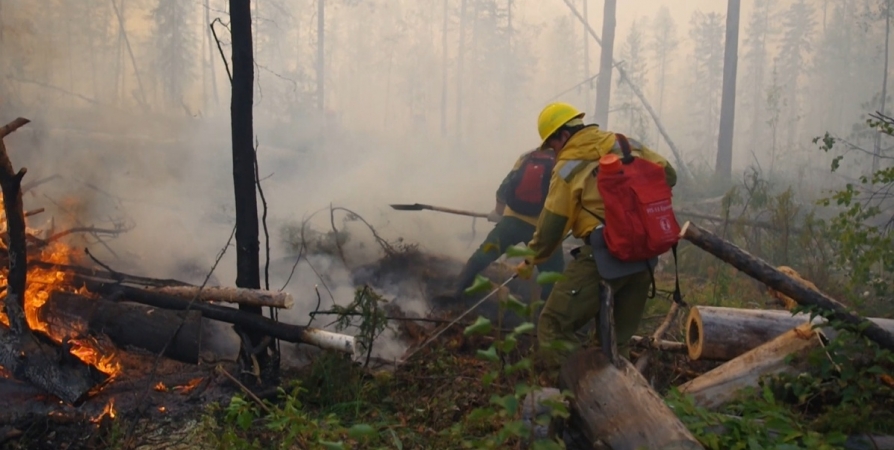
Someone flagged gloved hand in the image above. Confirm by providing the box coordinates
[515,260,534,280]
[487,210,502,223]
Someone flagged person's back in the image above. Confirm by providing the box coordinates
[448,147,565,306]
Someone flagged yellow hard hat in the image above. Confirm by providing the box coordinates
[537,102,585,143]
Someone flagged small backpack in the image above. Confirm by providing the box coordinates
[505,151,556,217]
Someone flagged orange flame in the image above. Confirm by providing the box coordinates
[0,199,121,378]
[174,377,204,395]
[91,399,116,423]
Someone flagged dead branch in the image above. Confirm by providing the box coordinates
[634,302,683,373]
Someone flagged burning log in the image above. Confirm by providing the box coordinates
[679,221,894,351]
[686,306,894,361]
[0,117,108,404]
[559,348,704,450]
[41,292,202,364]
[148,286,294,309]
[84,281,357,355]
[678,323,822,410]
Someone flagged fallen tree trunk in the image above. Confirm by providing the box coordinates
[679,221,894,351]
[149,286,293,309]
[83,281,356,355]
[678,323,822,410]
[559,348,704,450]
[41,292,203,364]
[686,306,894,361]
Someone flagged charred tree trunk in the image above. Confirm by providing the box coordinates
[229,0,277,384]
[41,292,202,364]
[680,221,894,351]
[593,0,615,127]
[559,348,704,450]
[679,323,822,410]
[0,118,106,405]
[715,0,740,177]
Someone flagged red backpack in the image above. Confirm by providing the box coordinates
[596,133,680,261]
[505,151,556,217]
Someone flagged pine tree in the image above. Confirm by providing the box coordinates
[649,5,678,146]
[615,18,650,143]
[774,0,816,152]
[739,0,773,149]
[688,11,725,154]
[153,0,196,110]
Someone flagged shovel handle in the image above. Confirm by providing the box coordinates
[426,205,489,219]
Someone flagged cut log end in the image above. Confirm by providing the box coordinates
[679,220,692,239]
[685,306,704,360]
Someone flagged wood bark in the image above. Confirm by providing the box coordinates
[559,348,704,450]
[149,286,294,309]
[679,221,894,351]
[678,323,822,410]
[686,306,894,361]
[0,117,106,405]
[41,292,202,364]
[83,281,356,354]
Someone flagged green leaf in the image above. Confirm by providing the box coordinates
[319,441,345,450]
[477,345,499,362]
[513,322,536,336]
[491,394,520,416]
[463,274,494,295]
[505,244,538,258]
[500,295,528,316]
[348,423,377,440]
[464,316,493,336]
[536,271,567,285]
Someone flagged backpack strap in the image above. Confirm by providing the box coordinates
[614,133,635,164]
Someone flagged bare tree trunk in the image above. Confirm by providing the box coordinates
[440,0,449,137]
[715,0,740,177]
[874,0,890,173]
[229,0,276,385]
[205,0,219,109]
[111,0,148,110]
[316,0,325,111]
[593,0,615,127]
[582,0,590,108]
[455,0,467,150]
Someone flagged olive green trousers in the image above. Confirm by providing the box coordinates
[536,244,651,383]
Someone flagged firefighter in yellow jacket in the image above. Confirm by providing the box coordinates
[515,102,677,383]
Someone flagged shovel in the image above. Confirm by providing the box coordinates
[390,203,489,219]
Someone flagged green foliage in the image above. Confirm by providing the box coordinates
[812,118,894,308]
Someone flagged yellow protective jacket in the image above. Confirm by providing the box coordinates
[526,125,677,265]
[495,148,551,226]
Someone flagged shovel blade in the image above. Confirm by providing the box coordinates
[389,203,428,211]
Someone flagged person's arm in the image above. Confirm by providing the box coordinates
[526,169,573,265]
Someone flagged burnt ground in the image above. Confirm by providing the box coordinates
[0,245,718,450]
